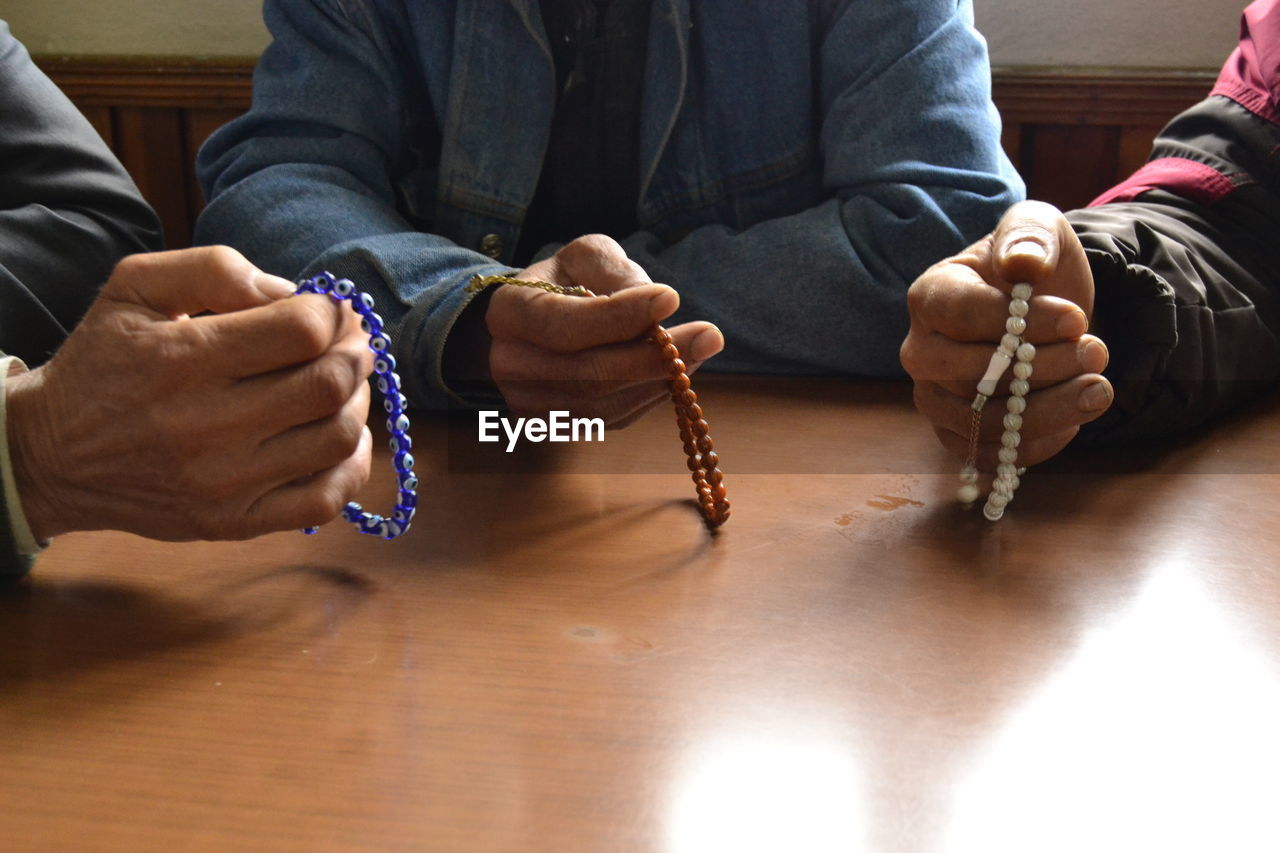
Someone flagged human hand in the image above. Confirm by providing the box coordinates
[6,247,374,542]
[486,234,724,428]
[900,201,1113,469]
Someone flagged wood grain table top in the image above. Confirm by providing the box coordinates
[4,376,1279,852]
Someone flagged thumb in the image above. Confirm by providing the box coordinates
[106,246,296,319]
[992,200,1094,320]
[992,200,1068,286]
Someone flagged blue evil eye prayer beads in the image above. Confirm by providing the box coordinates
[295,271,417,539]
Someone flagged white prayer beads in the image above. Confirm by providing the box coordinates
[958,282,1036,521]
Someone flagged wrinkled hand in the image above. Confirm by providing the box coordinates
[900,201,1113,469]
[486,234,724,428]
[7,247,374,541]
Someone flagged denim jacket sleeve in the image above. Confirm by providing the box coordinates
[623,0,1023,376]
[194,0,511,410]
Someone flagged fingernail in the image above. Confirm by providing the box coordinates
[1005,239,1048,264]
[648,285,679,319]
[689,327,724,362]
[1078,339,1108,373]
[258,275,297,299]
[1056,309,1087,339]
[1078,380,1112,412]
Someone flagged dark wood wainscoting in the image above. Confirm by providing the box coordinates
[993,69,1216,212]
[39,59,251,249]
[37,58,1217,251]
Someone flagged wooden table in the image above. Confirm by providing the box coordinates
[4,376,1280,852]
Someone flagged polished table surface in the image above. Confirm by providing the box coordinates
[4,376,1280,852]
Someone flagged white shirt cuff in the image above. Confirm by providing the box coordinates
[0,355,47,555]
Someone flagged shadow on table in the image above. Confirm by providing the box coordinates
[410,471,726,571]
[0,563,374,689]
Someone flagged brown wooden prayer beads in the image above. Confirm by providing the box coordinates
[650,324,730,527]
[467,273,730,527]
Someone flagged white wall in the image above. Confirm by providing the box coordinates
[2,0,270,59]
[0,0,1250,69]
[974,0,1243,69]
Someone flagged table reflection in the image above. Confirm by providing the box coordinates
[666,724,868,852]
[947,555,1280,852]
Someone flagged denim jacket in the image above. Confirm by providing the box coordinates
[197,0,1022,408]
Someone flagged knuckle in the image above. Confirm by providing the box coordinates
[344,342,376,381]
[907,276,948,327]
[919,279,949,320]
[297,488,347,529]
[488,342,523,381]
[899,336,921,375]
[342,326,376,373]
[288,299,338,358]
[328,412,366,459]
[315,485,350,521]
[575,233,615,254]
[558,233,620,263]
[306,356,356,413]
[905,276,930,315]
[623,259,650,282]
[555,239,585,263]
[202,245,254,284]
[334,336,369,377]
[111,252,149,281]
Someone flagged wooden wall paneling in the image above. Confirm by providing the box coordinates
[113,106,195,249]
[1020,123,1122,211]
[992,69,1214,210]
[990,70,1214,128]
[37,59,254,110]
[39,58,253,248]
[1116,124,1167,182]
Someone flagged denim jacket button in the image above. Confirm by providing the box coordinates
[479,233,504,258]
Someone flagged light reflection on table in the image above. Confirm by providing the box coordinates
[948,553,1280,853]
[666,726,867,853]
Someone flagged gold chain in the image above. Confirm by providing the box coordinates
[466,273,593,299]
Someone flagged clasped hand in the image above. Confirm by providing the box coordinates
[483,234,725,428]
[900,201,1114,469]
[7,247,374,541]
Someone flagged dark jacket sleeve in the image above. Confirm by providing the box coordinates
[1,22,162,580]
[1069,0,1280,444]
[0,21,162,367]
